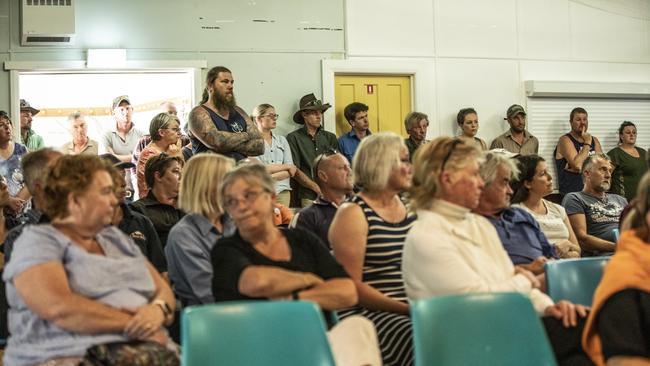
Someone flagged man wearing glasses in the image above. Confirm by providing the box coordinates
[287,93,339,208]
[101,95,144,201]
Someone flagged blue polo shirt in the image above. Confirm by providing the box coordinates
[484,207,556,265]
[338,130,370,164]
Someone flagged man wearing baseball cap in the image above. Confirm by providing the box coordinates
[490,104,539,155]
[101,95,144,200]
[19,99,45,151]
[286,93,339,208]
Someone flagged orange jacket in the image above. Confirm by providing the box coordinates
[582,230,650,366]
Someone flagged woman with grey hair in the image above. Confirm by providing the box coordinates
[403,137,591,366]
[329,132,415,366]
[211,164,382,366]
[136,113,183,198]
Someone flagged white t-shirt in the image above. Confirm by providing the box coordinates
[513,199,569,245]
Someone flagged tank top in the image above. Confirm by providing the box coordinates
[555,133,595,196]
[191,105,247,161]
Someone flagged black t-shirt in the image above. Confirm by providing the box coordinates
[598,288,650,360]
[118,203,167,273]
[211,227,349,302]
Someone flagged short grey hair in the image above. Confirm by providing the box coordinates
[581,152,611,174]
[479,150,520,187]
[353,132,405,192]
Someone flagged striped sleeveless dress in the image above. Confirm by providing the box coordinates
[339,195,416,366]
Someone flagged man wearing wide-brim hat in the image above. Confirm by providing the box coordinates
[287,93,340,208]
[19,99,45,151]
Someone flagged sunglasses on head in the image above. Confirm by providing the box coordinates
[313,148,339,176]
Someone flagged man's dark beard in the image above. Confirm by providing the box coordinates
[212,89,237,110]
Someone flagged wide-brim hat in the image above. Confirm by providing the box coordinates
[19,99,40,116]
[100,153,135,170]
[292,93,331,124]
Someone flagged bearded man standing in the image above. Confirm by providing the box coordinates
[188,66,263,161]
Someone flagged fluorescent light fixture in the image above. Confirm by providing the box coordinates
[87,49,127,68]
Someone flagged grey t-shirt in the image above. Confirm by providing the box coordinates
[100,126,144,156]
[562,191,627,243]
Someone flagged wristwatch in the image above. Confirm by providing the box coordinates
[152,299,172,317]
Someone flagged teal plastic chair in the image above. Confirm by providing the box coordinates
[545,257,610,306]
[181,301,336,366]
[411,293,557,366]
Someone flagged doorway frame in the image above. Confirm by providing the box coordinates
[4,59,207,140]
[321,58,436,135]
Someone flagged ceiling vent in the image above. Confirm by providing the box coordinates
[21,0,75,46]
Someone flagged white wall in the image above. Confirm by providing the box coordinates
[0,0,345,137]
[345,0,650,143]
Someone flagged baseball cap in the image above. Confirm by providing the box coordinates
[112,95,131,110]
[505,104,526,120]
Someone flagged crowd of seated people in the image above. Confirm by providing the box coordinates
[0,65,649,365]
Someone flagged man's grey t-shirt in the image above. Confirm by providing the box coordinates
[100,126,144,155]
[562,191,627,243]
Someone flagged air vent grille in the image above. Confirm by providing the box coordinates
[25,0,72,6]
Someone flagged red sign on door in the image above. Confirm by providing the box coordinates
[366,84,374,94]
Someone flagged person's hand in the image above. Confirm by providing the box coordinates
[554,240,580,258]
[529,256,548,275]
[123,303,165,339]
[0,185,10,208]
[580,126,592,144]
[7,196,24,214]
[302,272,324,288]
[143,328,169,346]
[514,266,541,289]
[544,300,589,328]
[287,165,297,177]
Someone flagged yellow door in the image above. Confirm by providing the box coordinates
[334,75,412,137]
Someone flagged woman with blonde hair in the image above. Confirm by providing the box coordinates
[165,153,235,306]
[329,132,415,366]
[136,112,183,199]
[583,171,650,366]
[403,137,591,365]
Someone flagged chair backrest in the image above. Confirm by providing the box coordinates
[545,257,610,306]
[411,293,557,366]
[181,301,336,366]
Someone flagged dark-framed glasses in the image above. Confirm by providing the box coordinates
[262,114,279,120]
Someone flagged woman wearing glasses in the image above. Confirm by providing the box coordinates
[329,132,415,366]
[136,113,183,199]
[211,164,382,366]
[403,137,591,365]
[253,103,321,208]
[252,104,295,207]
